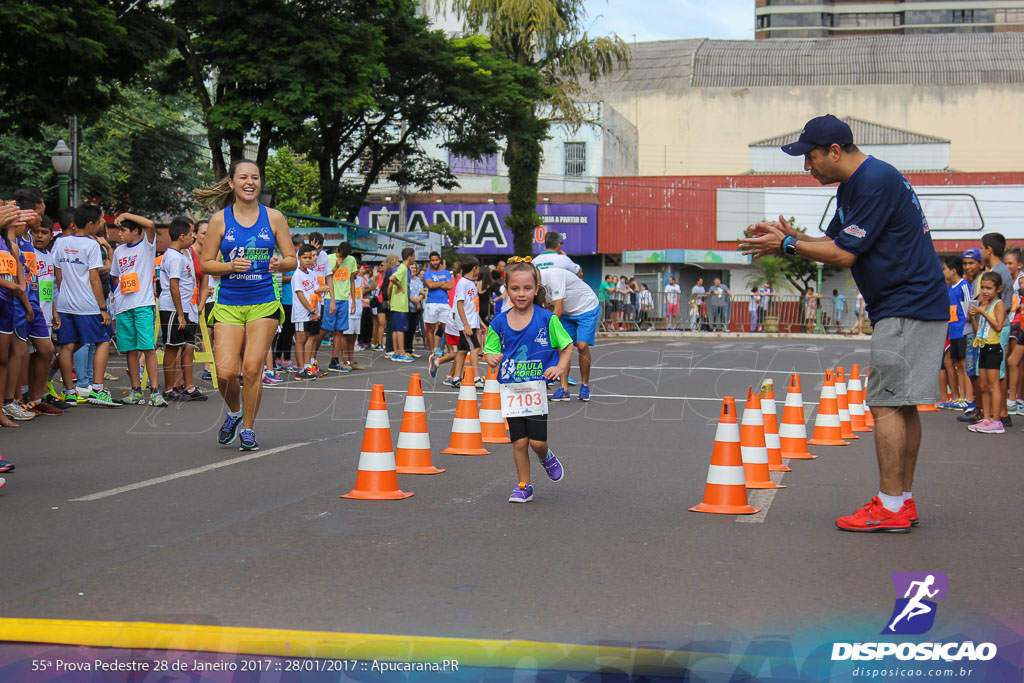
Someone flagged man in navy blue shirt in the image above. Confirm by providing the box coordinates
[741,115,947,534]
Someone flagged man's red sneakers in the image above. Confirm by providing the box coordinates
[836,498,912,533]
[903,498,919,526]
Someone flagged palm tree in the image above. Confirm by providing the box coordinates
[442,0,630,255]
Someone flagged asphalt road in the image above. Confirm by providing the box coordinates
[1,337,1021,649]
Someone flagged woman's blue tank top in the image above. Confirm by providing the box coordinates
[217,203,277,305]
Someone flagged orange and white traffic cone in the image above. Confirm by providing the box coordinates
[760,385,791,472]
[442,366,490,456]
[847,364,871,433]
[808,370,849,446]
[779,374,817,460]
[864,366,875,428]
[690,396,761,515]
[479,366,510,444]
[341,385,414,500]
[740,388,785,489]
[395,374,444,475]
[834,366,859,440]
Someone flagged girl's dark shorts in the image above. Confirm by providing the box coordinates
[508,414,548,442]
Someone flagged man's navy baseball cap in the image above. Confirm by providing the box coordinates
[781,115,854,156]
[962,248,982,261]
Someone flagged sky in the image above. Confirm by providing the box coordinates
[583,0,754,42]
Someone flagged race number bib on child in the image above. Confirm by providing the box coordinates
[120,272,141,294]
[39,280,54,302]
[333,267,349,282]
[500,380,549,418]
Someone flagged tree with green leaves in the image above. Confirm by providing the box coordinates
[265,149,320,216]
[445,0,629,254]
[0,83,210,215]
[0,0,171,134]
[426,221,472,264]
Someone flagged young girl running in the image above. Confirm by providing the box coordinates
[196,160,297,451]
[483,257,573,503]
[968,272,1006,434]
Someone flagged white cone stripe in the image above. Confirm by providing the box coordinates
[848,380,863,391]
[741,411,764,426]
[784,393,804,407]
[814,413,841,427]
[479,409,503,422]
[778,423,807,438]
[762,401,777,416]
[714,421,741,443]
[402,395,426,412]
[741,446,769,464]
[364,410,391,430]
[838,409,850,420]
[397,432,430,449]
[458,386,478,401]
[706,465,747,486]
[357,450,397,471]
[452,417,481,433]
[483,380,500,392]
[821,387,837,399]
[764,434,781,448]
[849,403,865,416]
[836,384,847,395]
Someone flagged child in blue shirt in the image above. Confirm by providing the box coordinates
[484,258,573,503]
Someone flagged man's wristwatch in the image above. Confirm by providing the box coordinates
[782,236,798,256]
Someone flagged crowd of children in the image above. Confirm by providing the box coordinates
[937,232,1024,435]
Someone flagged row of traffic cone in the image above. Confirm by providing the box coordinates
[691,365,874,515]
[341,365,510,500]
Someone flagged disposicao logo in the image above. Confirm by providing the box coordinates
[883,572,947,636]
[831,572,997,662]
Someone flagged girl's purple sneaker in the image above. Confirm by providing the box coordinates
[508,482,534,503]
[540,450,563,482]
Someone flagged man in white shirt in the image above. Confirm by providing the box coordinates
[532,232,582,276]
[53,204,120,407]
[542,267,599,402]
[664,277,681,330]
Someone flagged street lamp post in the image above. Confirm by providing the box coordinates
[51,139,73,209]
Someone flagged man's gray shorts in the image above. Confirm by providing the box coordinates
[867,317,946,407]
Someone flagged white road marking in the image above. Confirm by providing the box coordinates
[736,471,788,524]
[263,385,820,405]
[70,432,357,502]
[589,366,829,374]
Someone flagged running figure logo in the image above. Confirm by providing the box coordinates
[882,572,949,635]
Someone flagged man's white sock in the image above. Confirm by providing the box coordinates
[879,491,903,513]
[903,491,913,501]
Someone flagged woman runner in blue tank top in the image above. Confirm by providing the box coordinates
[197,160,297,451]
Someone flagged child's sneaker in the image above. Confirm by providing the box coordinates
[508,482,534,503]
[262,371,281,386]
[474,376,484,388]
[238,428,259,451]
[148,392,169,407]
[218,412,243,445]
[540,450,564,482]
[429,355,439,378]
[201,369,212,381]
[0,457,14,473]
[936,400,957,410]
[121,389,146,405]
[46,380,62,401]
[86,387,121,407]
[62,390,79,406]
[327,360,345,373]
[450,377,461,389]
[183,387,208,401]
[578,384,591,402]
[550,387,570,402]
[974,418,1005,434]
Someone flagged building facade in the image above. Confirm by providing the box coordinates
[755,0,1024,39]
[587,33,1024,176]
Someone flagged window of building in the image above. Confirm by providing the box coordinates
[770,12,826,27]
[952,9,974,23]
[757,14,770,29]
[448,152,498,175]
[996,8,1024,22]
[564,142,586,177]
[837,12,898,28]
